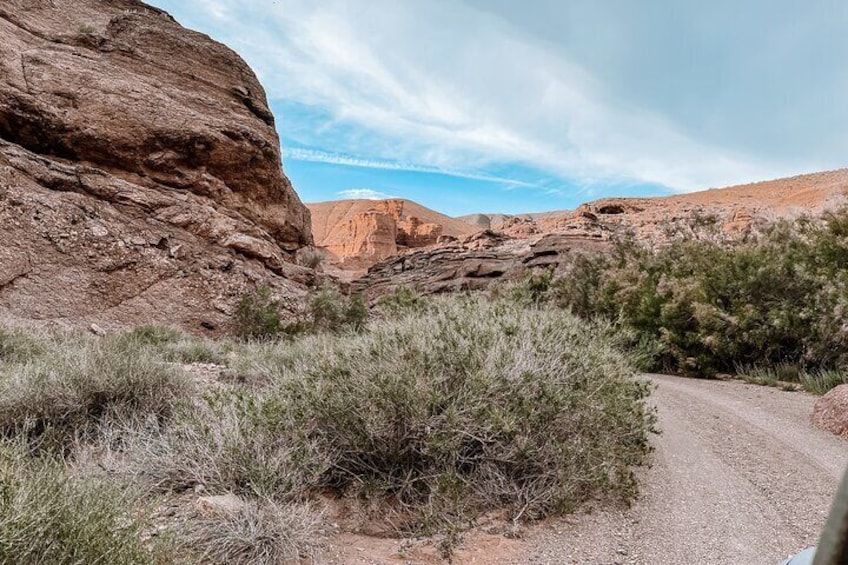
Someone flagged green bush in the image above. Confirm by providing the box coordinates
[376,286,429,317]
[309,286,367,333]
[551,211,848,381]
[233,286,282,341]
[140,296,654,537]
[263,298,651,531]
[801,368,848,396]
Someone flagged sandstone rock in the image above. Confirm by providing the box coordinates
[0,0,315,333]
[309,198,475,270]
[352,230,611,299]
[812,385,848,438]
[397,216,443,247]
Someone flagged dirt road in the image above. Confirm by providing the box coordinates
[330,375,848,564]
[521,374,848,565]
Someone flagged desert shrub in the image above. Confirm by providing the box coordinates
[0,445,166,564]
[508,268,556,305]
[179,498,322,565]
[0,334,191,452]
[76,23,97,35]
[233,286,282,341]
[308,286,367,333]
[260,297,652,532]
[132,392,327,499]
[298,248,325,270]
[377,286,429,318]
[136,296,653,538]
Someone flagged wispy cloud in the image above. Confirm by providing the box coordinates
[150,0,847,195]
[336,188,396,200]
[285,148,544,189]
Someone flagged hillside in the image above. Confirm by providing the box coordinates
[464,169,848,236]
[352,169,848,297]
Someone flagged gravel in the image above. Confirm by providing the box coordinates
[518,374,848,565]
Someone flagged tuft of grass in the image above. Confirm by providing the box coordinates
[180,497,322,565]
[298,248,325,270]
[76,23,97,35]
[376,286,429,318]
[0,326,44,364]
[0,444,169,564]
[734,363,848,395]
[735,362,802,387]
[800,368,848,395]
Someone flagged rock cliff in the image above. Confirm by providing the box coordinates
[0,0,314,332]
[308,198,475,272]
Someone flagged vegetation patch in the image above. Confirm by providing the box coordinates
[144,296,655,536]
[0,292,655,559]
[0,331,191,452]
[0,444,167,564]
[545,210,848,390]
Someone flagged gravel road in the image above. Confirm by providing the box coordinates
[520,374,848,565]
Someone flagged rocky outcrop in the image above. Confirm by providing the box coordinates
[330,210,399,265]
[460,170,848,245]
[0,0,314,333]
[352,230,610,298]
[812,385,848,438]
[309,198,475,271]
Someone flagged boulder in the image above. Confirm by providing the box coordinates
[812,385,848,438]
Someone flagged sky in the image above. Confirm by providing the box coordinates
[148,0,848,216]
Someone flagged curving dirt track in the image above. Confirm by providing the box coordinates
[520,374,848,565]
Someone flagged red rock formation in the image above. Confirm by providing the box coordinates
[0,0,314,333]
[308,198,475,271]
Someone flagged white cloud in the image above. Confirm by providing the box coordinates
[336,188,396,200]
[153,0,841,193]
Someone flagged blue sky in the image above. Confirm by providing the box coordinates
[148,1,848,216]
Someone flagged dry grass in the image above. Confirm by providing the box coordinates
[0,443,168,564]
[0,295,655,559]
[179,498,323,565]
[0,331,192,453]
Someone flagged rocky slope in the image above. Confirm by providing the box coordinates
[308,198,475,271]
[0,0,314,333]
[354,169,848,298]
[464,169,848,238]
